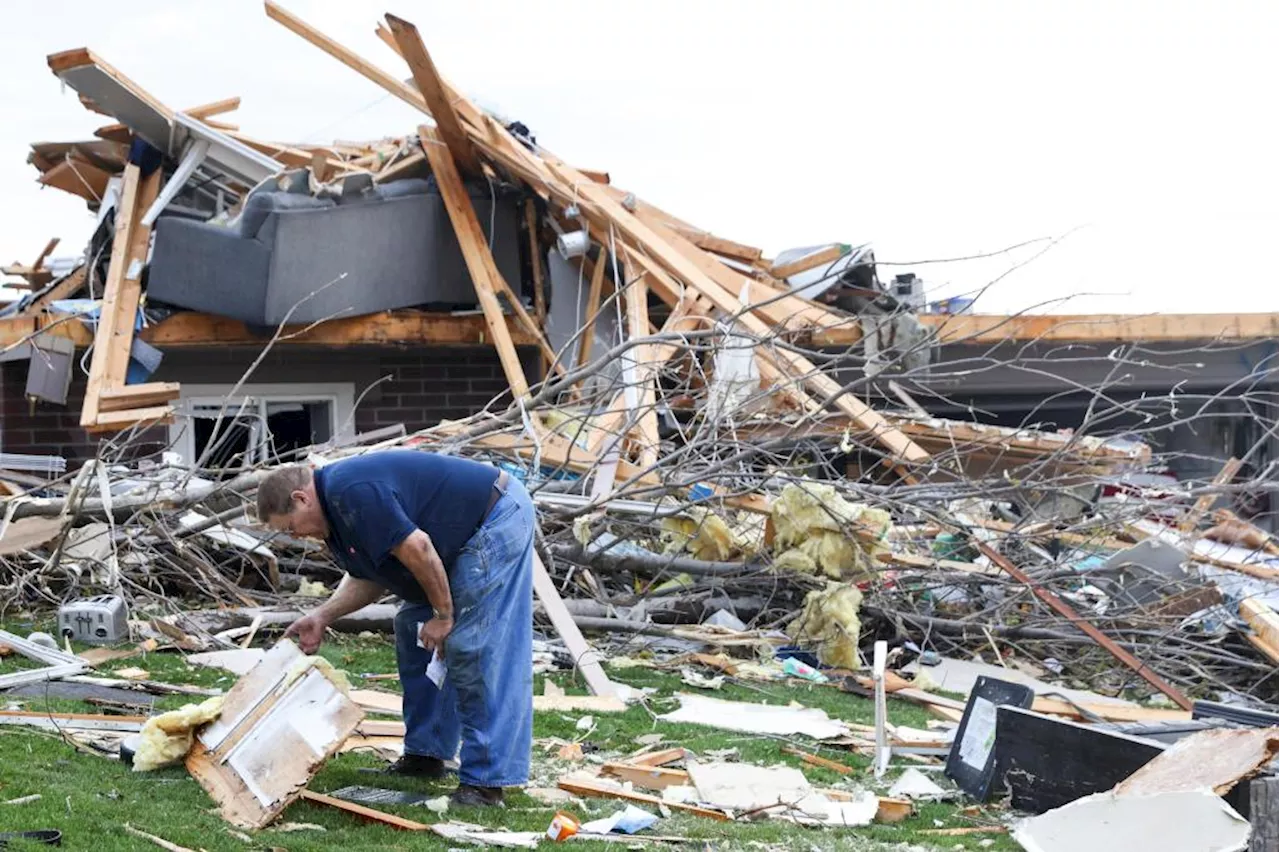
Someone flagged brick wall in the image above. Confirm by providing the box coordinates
[0,345,536,466]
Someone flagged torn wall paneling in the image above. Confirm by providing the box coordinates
[186,640,364,829]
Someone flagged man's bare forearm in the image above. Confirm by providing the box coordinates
[312,574,385,623]
[393,531,453,618]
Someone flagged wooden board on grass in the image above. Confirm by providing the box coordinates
[187,639,364,829]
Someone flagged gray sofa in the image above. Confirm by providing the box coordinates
[147,177,523,326]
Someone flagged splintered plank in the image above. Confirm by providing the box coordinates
[298,790,430,831]
[79,162,139,428]
[188,640,365,829]
[977,542,1192,710]
[781,746,856,775]
[418,126,530,396]
[184,96,241,120]
[542,161,930,466]
[1240,597,1279,663]
[602,761,690,790]
[1178,457,1242,533]
[576,249,609,370]
[97,382,181,413]
[620,269,661,468]
[532,553,615,697]
[265,2,433,117]
[525,200,546,327]
[385,14,482,176]
[558,778,731,821]
[769,244,848,279]
[84,405,174,434]
[139,311,534,348]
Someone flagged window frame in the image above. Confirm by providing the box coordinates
[167,382,356,468]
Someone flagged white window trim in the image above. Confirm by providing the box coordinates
[167,382,356,468]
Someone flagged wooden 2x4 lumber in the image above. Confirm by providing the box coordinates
[621,268,661,468]
[86,405,174,433]
[915,312,1280,345]
[690,231,764,263]
[0,310,538,350]
[384,14,483,177]
[97,382,181,413]
[768,243,847,279]
[576,249,610,371]
[227,132,347,174]
[525,200,546,327]
[31,237,60,275]
[585,291,709,455]
[298,791,429,831]
[101,169,161,396]
[267,3,439,121]
[630,208,825,332]
[138,310,535,347]
[1178,456,1241,534]
[419,127,563,377]
[79,162,140,428]
[419,126,531,397]
[184,96,241,120]
[531,553,615,696]
[542,160,931,467]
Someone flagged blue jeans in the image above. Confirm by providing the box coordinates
[393,477,535,787]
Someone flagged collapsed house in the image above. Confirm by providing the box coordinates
[0,2,1278,846]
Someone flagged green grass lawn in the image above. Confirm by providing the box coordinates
[0,621,1018,851]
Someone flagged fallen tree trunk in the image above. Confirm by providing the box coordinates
[7,469,274,522]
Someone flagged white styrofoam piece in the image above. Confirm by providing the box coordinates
[658,693,849,740]
[1012,790,1250,852]
[686,761,812,812]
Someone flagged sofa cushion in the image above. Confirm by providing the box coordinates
[238,191,335,239]
[372,177,433,201]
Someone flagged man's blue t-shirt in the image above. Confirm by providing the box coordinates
[314,450,500,603]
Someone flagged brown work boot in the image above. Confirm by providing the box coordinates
[449,783,505,807]
[383,754,447,778]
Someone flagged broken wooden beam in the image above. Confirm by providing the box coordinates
[385,14,483,176]
[976,542,1193,710]
[532,553,615,697]
[557,777,731,821]
[97,382,182,413]
[298,790,430,830]
[768,244,848,279]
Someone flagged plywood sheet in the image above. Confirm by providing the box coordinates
[188,639,363,828]
[1114,727,1279,797]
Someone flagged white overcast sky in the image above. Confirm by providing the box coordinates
[2,0,1278,314]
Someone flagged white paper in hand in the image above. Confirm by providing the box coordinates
[417,622,448,687]
[427,649,447,687]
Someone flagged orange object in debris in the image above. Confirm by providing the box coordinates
[546,811,580,841]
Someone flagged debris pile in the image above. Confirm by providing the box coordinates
[1,3,1277,849]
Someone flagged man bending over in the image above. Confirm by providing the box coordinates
[257,450,534,807]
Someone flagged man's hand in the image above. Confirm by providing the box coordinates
[284,612,330,654]
[418,616,453,654]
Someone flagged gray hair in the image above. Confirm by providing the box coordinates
[256,465,313,520]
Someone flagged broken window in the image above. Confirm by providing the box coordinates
[170,384,353,473]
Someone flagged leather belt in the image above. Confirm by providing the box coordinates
[482,470,510,523]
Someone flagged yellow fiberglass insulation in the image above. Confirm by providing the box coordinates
[132,695,224,772]
[283,654,353,695]
[770,482,892,578]
[788,582,864,670]
[661,507,763,562]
